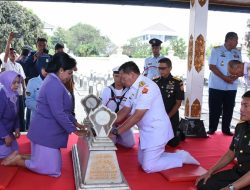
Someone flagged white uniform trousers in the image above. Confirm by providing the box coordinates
[138,143,183,173]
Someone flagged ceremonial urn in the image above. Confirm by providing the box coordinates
[72,95,130,190]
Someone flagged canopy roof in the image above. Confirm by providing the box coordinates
[27,0,250,13]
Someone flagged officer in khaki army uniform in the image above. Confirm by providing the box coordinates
[196,90,250,190]
[153,57,184,147]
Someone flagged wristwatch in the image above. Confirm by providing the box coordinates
[112,128,119,136]
[228,184,235,190]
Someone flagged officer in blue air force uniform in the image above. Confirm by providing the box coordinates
[144,38,165,80]
[208,32,242,136]
[25,63,48,120]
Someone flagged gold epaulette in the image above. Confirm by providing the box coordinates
[237,120,245,124]
[139,81,146,87]
[173,76,181,81]
[213,45,221,49]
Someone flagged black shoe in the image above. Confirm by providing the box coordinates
[179,131,186,141]
[207,130,215,135]
[167,137,180,147]
[223,131,234,136]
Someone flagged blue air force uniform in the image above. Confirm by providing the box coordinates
[144,38,164,80]
[209,45,242,90]
[25,75,43,119]
[144,56,165,80]
[208,45,242,134]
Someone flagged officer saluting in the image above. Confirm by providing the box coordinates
[144,38,165,80]
[153,57,185,147]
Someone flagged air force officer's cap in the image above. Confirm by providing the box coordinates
[149,38,162,47]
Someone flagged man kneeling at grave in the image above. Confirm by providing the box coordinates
[196,90,250,190]
[109,61,199,173]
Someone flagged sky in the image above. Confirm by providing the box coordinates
[18,1,250,47]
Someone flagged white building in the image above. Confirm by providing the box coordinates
[136,23,177,44]
[43,22,55,36]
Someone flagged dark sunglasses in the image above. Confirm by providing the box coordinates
[158,67,169,70]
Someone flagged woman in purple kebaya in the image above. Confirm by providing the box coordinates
[0,71,21,160]
[3,52,86,177]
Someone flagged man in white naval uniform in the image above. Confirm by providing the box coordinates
[110,61,199,173]
[101,66,135,148]
[144,38,165,80]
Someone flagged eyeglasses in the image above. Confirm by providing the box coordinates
[158,67,169,70]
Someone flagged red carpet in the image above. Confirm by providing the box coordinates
[0,132,233,190]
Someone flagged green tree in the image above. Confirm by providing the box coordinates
[51,27,68,45]
[66,23,115,56]
[170,37,187,59]
[0,1,46,53]
[161,46,170,56]
[206,44,213,59]
[122,38,151,58]
[49,27,68,54]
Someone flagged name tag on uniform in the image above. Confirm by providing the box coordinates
[220,52,225,57]
[166,85,174,90]
[234,54,240,59]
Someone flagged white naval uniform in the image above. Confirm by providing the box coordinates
[101,85,135,148]
[124,75,183,173]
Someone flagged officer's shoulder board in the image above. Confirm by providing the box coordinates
[213,45,221,49]
[139,81,146,87]
[173,76,182,81]
[235,121,248,130]
[238,120,246,124]
[152,76,160,81]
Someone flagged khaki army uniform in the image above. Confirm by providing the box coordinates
[153,74,184,147]
[197,122,250,190]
